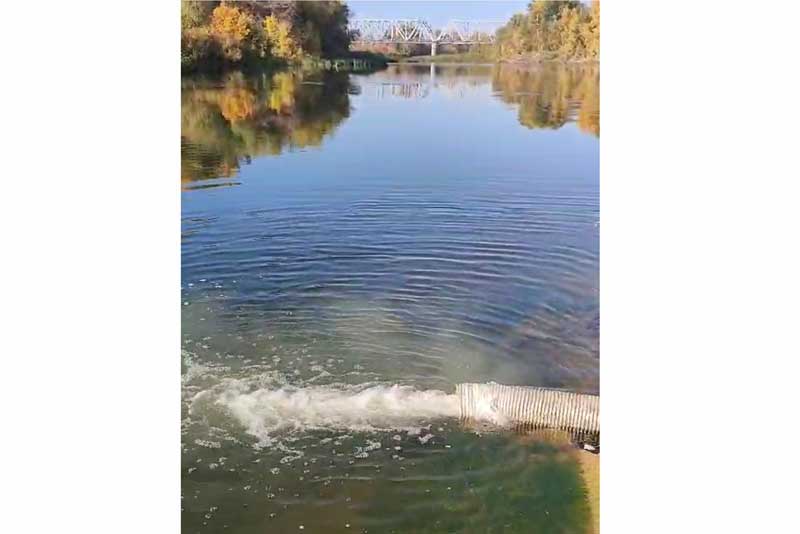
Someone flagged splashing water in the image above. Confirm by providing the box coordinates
[189,373,597,453]
[192,381,465,448]
[183,353,597,459]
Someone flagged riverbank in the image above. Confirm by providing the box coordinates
[399,53,494,64]
[578,449,600,534]
[182,51,390,77]
[398,53,599,66]
[301,51,390,72]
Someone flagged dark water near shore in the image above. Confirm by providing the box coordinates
[182,63,599,533]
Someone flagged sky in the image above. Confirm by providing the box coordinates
[346,1,530,26]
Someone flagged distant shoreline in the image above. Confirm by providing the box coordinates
[397,54,600,66]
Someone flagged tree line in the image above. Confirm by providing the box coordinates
[181,1,352,73]
[349,2,598,62]
[495,1,599,61]
[181,1,599,74]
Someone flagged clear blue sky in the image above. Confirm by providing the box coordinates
[346,1,530,26]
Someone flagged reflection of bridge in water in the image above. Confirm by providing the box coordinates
[374,82,430,99]
[367,64,494,100]
[350,19,500,55]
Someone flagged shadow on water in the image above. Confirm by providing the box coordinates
[181,69,354,184]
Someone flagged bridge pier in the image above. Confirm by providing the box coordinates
[431,41,437,57]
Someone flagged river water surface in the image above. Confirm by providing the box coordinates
[182,63,599,533]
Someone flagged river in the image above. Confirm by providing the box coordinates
[181,62,599,533]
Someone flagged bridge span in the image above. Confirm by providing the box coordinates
[349,19,501,56]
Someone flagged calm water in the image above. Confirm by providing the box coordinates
[182,63,599,533]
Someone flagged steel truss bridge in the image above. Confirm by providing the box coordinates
[349,19,500,55]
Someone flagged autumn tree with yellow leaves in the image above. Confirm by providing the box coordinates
[209,3,253,63]
[496,1,600,61]
[263,16,301,61]
[181,1,352,73]
[211,4,252,42]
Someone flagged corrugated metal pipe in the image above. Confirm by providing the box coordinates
[456,382,599,434]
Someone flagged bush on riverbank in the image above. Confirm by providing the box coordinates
[181,1,352,73]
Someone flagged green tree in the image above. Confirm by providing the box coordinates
[296,1,351,56]
[181,1,217,31]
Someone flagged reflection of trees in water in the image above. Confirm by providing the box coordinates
[360,64,598,136]
[492,64,599,136]
[181,70,351,182]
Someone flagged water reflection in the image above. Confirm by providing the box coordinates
[181,64,598,184]
[181,70,352,182]
[373,81,430,99]
[363,64,494,100]
[492,64,599,136]
[359,63,599,137]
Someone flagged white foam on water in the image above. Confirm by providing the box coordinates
[202,382,461,447]
[184,352,532,456]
